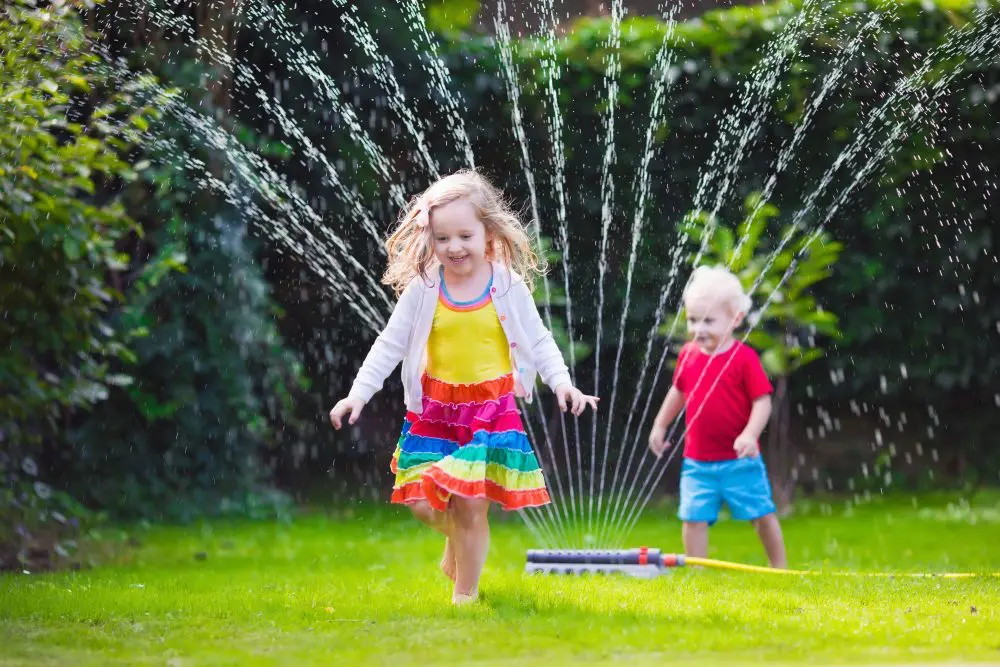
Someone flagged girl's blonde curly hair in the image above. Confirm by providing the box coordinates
[382,169,546,295]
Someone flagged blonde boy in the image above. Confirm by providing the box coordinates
[649,266,787,567]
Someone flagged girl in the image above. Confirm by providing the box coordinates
[329,170,598,604]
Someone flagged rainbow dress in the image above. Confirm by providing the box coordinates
[390,270,551,512]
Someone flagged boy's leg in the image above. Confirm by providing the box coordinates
[752,513,787,568]
[682,521,709,558]
[721,457,786,568]
[678,458,722,557]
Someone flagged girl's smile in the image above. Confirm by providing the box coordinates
[430,199,490,278]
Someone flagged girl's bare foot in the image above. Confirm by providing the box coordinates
[452,588,478,606]
[440,539,457,581]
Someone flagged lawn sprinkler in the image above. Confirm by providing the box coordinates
[524,548,788,579]
[525,548,1000,579]
[525,547,685,579]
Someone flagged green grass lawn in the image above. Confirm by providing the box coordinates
[2,492,999,666]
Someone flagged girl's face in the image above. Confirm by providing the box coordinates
[684,296,743,354]
[430,199,490,278]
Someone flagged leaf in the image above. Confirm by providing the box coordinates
[790,348,825,373]
[61,74,91,91]
[70,175,95,194]
[62,236,82,261]
[105,374,134,387]
[658,312,687,341]
[739,192,777,248]
[713,225,735,260]
[801,309,840,334]
[760,346,789,376]
[72,381,109,403]
[746,329,777,350]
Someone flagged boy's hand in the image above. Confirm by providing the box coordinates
[648,426,670,458]
[554,384,600,416]
[329,397,366,430]
[733,432,759,458]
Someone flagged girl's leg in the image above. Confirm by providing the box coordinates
[440,540,456,582]
[409,500,457,580]
[450,496,491,600]
[751,513,787,568]
[682,521,709,558]
[409,499,451,535]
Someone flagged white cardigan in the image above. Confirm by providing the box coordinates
[348,263,572,413]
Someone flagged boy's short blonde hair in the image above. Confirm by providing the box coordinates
[683,265,752,314]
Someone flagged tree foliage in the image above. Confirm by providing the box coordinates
[0,0,178,569]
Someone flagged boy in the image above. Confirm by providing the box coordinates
[648,265,787,568]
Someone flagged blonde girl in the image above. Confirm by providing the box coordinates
[329,170,598,604]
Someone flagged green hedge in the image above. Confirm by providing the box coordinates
[0,0,177,568]
[0,0,310,547]
[49,0,996,502]
[58,12,311,521]
[280,0,1000,485]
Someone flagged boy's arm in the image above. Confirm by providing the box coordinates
[742,395,773,439]
[735,345,775,456]
[734,395,772,457]
[652,386,685,431]
[649,386,684,457]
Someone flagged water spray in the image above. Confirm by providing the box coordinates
[525,548,999,579]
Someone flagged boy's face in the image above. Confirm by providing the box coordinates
[684,296,743,354]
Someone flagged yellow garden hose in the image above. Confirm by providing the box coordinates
[680,555,997,578]
[524,548,999,578]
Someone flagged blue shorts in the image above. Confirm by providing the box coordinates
[678,456,776,525]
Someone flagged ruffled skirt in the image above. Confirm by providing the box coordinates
[390,373,551,511]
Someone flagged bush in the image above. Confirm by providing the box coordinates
[0,0,174,569]
[71,0,999,497]
[68,203,306,521]
[432,0,1000,484]
[304,0,1000,487]
[55,5,310,520]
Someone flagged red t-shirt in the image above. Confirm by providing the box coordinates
[672,340,773,462]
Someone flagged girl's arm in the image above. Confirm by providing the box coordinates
[515,282,571,391]
[347,283,419,404]
[514,281,599,415]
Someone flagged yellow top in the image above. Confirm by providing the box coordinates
[425,296,512,385]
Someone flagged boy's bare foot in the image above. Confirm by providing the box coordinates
[440,539,457,581]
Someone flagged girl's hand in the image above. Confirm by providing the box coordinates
[329,397,366,430]
[554,384,600,416]
[733,432,759,458]
[648,426,670,458]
